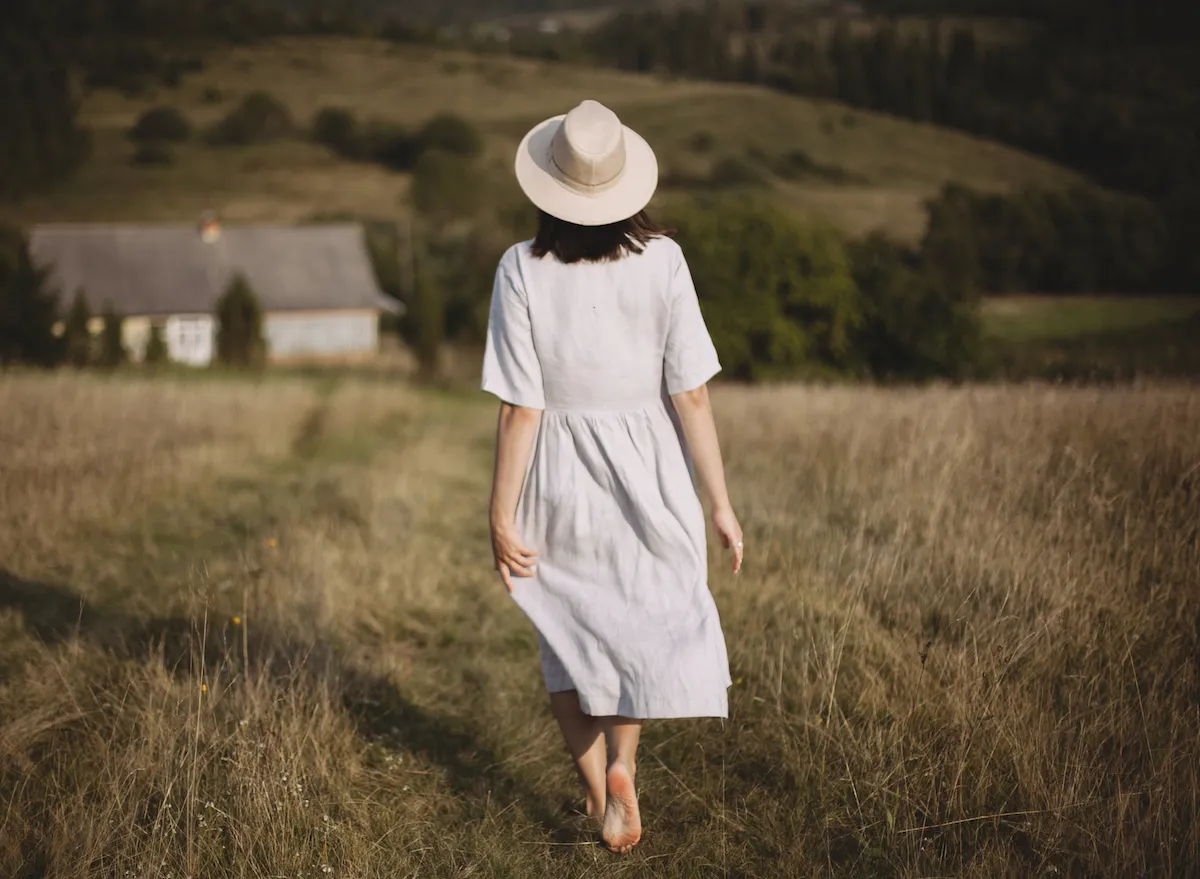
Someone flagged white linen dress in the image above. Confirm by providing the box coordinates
[481,235,732,719]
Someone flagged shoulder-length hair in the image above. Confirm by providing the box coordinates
[530,209,674,264]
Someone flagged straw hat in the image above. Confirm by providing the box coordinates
[515,100,658,227]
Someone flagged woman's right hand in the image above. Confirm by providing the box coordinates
[491,517,539,593]
[711,505,744,575]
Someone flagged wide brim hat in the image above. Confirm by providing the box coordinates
[515,100,658,227]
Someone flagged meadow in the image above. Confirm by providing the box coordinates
[1,371,1197,877]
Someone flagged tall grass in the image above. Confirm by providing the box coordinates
[1,374,1197,876]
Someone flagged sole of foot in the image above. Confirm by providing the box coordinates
[602,763,641,855]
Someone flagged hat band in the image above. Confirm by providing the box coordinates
[548,146,627,198]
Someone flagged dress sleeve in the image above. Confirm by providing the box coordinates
[481,255,546,410]
[664,247,721,395]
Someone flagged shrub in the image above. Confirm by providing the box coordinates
[411,150,483,226]
[368,123,420,170]
[850,232,981,381]
[208,92,292,146]
[688,130,716,153]
[98,303,127,367]
[415,114,482,159]
[63,289,93,368]
[312,107,359,156]
[129,106,191,143]
[667,196,862,380]
[131,143,175,166]
[215,274,266,366]
[708,155,768,188]
[201,86,224,104]
[143,322,168,365]
[0,224,60,367]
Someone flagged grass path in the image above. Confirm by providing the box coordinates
[2,375,1199,876]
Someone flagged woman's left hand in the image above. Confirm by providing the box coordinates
[491,518,538,593]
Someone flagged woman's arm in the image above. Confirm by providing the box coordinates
[489,401,543,592]
[670,384,744,574]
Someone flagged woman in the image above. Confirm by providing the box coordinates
[483,100,744,855]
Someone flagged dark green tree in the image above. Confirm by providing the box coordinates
[0,24,91,200]
[98,301,126,367]
[215,273,266,366]
[851,233,980,380]
[63,288,93,368]
[0,224,60,366]
[415,114,483,160]
[129,106,191,143]
[143,322,168,365]
[668,196,862,380]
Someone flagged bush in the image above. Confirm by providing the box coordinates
[850,233,981,381]
[129,106,191,143]
[688,130,716,153]
[143,322,168,365]
[63,289,93,368]
[667,196,861,380]
[415,114,482,159]
[0,224,60,367]
[708,155,768,188]
[312,107,359,155]
[98,303,127,367]
[208,92,292,146]
[215,274,266,366]
[411,150,483,225]
[131,143,175,166]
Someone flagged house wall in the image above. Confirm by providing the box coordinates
[121,310,380,365]
[263,311,379,362]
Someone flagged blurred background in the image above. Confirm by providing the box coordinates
[1,0,1197,383]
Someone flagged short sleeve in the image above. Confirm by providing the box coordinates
[481,253,546,409]
[664,247,721,395]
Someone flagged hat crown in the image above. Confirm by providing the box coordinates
[550,100,627,194]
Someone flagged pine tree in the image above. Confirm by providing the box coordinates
[63,287,93,368]
[0,223,60,366]
[144,322,168,365]
[215,273,266,366]
[99,301,126,367]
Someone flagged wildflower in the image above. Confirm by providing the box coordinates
[200,684,208,694]
[735,677,743,686]
[266,538,277,549]
[232,616,242,626]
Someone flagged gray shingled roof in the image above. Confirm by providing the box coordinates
[28,224,401,317]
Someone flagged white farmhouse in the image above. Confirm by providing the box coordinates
[29,220,402,366]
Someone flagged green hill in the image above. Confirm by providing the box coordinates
[3,37,1080,242]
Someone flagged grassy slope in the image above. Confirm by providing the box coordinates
[981,296,1200,379]
[4,37,1080,242]
[1,374,1198,876]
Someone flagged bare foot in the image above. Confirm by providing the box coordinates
[601,762,641,854]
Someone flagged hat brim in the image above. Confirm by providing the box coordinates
[515,114,659,227]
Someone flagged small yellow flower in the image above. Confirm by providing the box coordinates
[266,538,277,549]
[200,683,208,694]
[735,677,744,686]
[232,616,242,626]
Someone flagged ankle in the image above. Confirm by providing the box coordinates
[608,757,636,778]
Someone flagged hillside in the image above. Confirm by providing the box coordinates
[3,37,1080,243]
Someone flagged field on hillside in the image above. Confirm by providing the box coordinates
[2,372,1198,877]
[1,37,1079,242]
[981,297,1200,379]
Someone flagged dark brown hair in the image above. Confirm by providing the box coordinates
[530,209,674,264]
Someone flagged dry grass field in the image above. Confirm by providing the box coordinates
[1,37,1080,243]
[1,372,1197,877]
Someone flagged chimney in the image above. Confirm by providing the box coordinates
[198,210,222,244]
